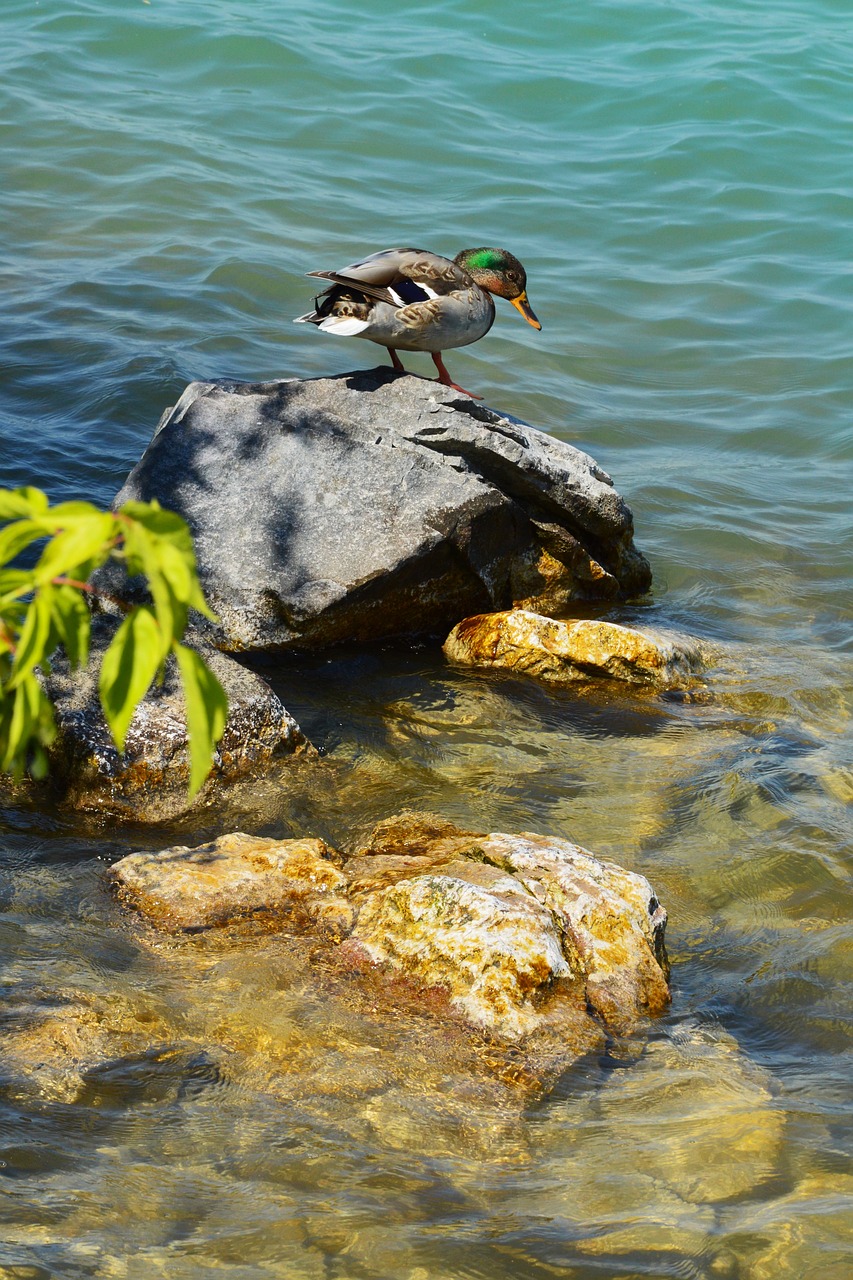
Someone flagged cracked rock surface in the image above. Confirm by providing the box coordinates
[110,812,670,1054]
[95,370,651,651]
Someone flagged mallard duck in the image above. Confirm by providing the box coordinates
[294,246,540,398]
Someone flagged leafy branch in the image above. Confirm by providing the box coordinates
[0,486,228,797]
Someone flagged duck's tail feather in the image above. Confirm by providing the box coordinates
[316,316,371,336]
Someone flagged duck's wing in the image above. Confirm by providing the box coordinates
[307,248,473,309]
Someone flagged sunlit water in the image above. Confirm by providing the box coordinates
[1,1,852,1276]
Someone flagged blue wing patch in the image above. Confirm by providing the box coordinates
[392,278,432,304]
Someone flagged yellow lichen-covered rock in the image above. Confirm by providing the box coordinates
[352,862,571,1038]
[443,608,706,688]
[347,813,670,1040]
[108,813,669,1064]
[473,830,671,1030]
[110,832,352,934]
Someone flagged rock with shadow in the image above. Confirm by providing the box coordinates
[46,617,315,822]
[96,369,652,651]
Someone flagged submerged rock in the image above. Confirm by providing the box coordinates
[110,812,670,1066]
[111,832,352,934]
[618,1026,785,1204]
[444,608,706,688]
[48,619,314,822]
[552,1025,785,1219]
[0,987,186,1103]
[96,370,651,651]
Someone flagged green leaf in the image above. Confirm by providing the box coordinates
[0,607,26,659]
[49,499,107,520]
[99,607,163,752]
[119,500,192,549]
[7,585,54,688]
[0,674,55,774]
[0,519,46,566]
[0,684,29,773]
[119,502,215,624]
[119,517,182,652]
[34,512,117,584]
[0,487,50,522]
[1,491,222,796]
[29,744,50,780]
[0,568,33,603]
[51,584,91,671]
[174,643,228,798]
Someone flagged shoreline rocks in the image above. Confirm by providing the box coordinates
[444,609,707,689]
[109,812,670,1062]
[60,371,670,822]
[95,370,652,652]
[47,619,314,822]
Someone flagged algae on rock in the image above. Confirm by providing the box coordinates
[108,812,670,1079]
[444,608,707,689]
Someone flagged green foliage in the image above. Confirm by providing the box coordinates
[0,486,228,796]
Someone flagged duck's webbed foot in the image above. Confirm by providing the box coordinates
[431,352,482,400]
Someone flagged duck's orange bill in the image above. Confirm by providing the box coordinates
[511,291,542,330]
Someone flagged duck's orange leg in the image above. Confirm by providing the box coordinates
[387,348,406,372]
[431,352,482,400]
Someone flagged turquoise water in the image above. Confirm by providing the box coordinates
[1,1,852,1276]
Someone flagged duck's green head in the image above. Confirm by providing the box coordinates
[455,247,541,329]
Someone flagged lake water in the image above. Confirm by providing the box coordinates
[1,1,852,1276]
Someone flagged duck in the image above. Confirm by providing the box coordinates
[294,246,541,398]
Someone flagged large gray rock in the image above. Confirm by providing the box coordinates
[99,369,651,652]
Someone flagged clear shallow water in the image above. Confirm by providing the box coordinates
[1,1,852,1276]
